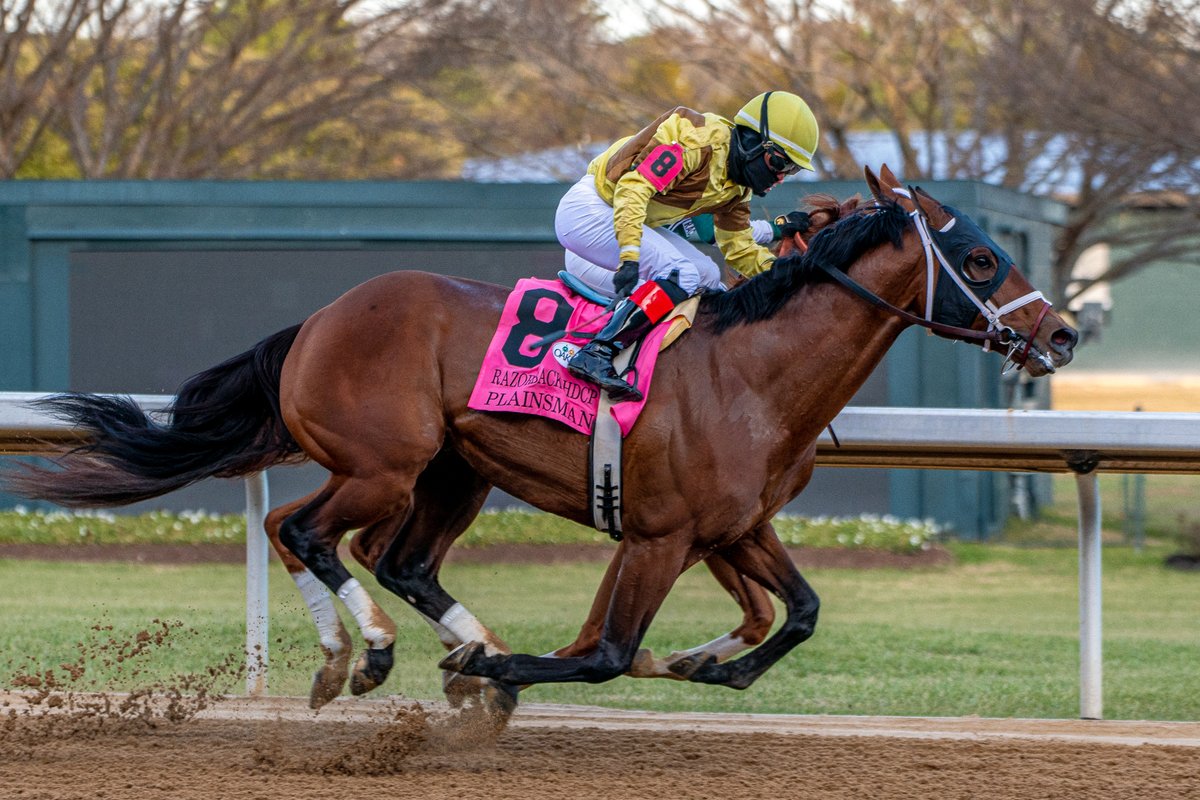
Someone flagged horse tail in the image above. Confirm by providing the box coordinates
[7,323,305,507]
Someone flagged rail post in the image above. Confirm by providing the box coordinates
[1068,450,1103,720]
[244,471,270,697]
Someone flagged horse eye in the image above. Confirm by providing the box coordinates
[972,254,994,269]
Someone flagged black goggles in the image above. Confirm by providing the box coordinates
[764,143,800,175]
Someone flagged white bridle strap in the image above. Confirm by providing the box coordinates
[989,291,1045,317]
[897,191,1049,350]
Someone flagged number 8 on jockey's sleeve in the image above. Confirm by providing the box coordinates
[556,90,821,402]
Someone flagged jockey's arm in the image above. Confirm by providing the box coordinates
[713,205,777,278]
[611,172,658,264]
[610,114,706,264]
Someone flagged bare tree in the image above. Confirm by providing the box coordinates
[1,0,473,178]
[963,0,1200,302]
[0,0,95,176]
[676,0,1200,304]
[655,0,868,179]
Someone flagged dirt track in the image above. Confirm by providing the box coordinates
[1,545,1194,798]
[3,693,1199,800]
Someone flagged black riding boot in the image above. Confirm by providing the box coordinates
[567,298,654,402]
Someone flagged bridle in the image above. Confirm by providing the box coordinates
[813,188,1056,374]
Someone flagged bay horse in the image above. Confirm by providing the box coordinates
[6,166,1076,719]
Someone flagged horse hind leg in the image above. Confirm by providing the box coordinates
[265,493,354,709]
[342,515,414,697]
[372,449,517,726]
[279,475,414,706]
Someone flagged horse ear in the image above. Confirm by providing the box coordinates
[913,186,953,228]
[864,166,884,201]
[877,163,900,186]
[869,164,915,210]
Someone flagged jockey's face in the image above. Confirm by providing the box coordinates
[763,144,801,182]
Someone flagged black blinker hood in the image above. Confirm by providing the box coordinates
[928,204,1014,328]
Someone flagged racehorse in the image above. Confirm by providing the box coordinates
[6,166,1076,720]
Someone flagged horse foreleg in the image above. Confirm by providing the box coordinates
[630,545,777,679]
[674,525,820,690]
[266,494,354,709]
[549,541,624,659]
[550,541,775,680]
[440,537,689,685]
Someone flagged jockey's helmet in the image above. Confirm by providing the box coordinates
[735,91,819,172]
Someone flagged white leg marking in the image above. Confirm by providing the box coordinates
[419,612,461,649]
[439,602,503,655]
[670,633,749,663]
[336,578,396,648]
[294,570,348,654]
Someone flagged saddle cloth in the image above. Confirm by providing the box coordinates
[468,278,696,436]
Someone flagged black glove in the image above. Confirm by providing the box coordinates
[613,259,640,298]
[774,210,812,240]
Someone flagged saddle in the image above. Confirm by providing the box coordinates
[557,271,698,541]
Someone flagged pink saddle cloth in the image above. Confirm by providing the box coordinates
[468,278,676,436]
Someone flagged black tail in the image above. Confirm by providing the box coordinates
[6,323,305,507]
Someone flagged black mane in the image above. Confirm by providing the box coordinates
[701,199,909,331]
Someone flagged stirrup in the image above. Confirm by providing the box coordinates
[568,347,642,402]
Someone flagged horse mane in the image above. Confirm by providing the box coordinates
[700,195,909,332]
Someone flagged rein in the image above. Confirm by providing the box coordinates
[814,261,1009,346]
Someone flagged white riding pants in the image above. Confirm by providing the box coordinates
[556,176,722,297]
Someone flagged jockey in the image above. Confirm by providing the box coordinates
[557,90,820,402]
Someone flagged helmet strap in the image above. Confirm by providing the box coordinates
[759,90,773,144]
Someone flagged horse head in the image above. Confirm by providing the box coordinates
[862,164,1077,376]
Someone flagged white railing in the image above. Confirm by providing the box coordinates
[3,392,1200,719]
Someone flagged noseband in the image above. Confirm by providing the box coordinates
[814,189,1054,373]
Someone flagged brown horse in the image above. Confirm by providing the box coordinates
[6,166,1076,715]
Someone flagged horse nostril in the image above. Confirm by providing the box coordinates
[1050,327,1078,351]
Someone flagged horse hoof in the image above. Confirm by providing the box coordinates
[349,643,395,696]
[309,664,348,710]
[666,652,717,680]
[439,641,485,675]
[681,657,754,689]
[482,680,519,728]
[442,671,484,709]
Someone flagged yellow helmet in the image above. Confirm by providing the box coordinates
[735,91,819,171]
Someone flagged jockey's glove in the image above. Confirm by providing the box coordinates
[613,260,640,298]
[772,210,812,241]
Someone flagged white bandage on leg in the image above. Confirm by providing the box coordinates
[293,570,347,655]
[438,602,503,655]
[419,612,461,649]
[336,577,396,649]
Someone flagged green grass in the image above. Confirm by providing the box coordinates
[1004,473,1200,549]
[2,542,1197,721]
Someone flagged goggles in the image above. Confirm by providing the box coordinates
[764,143,801,175]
